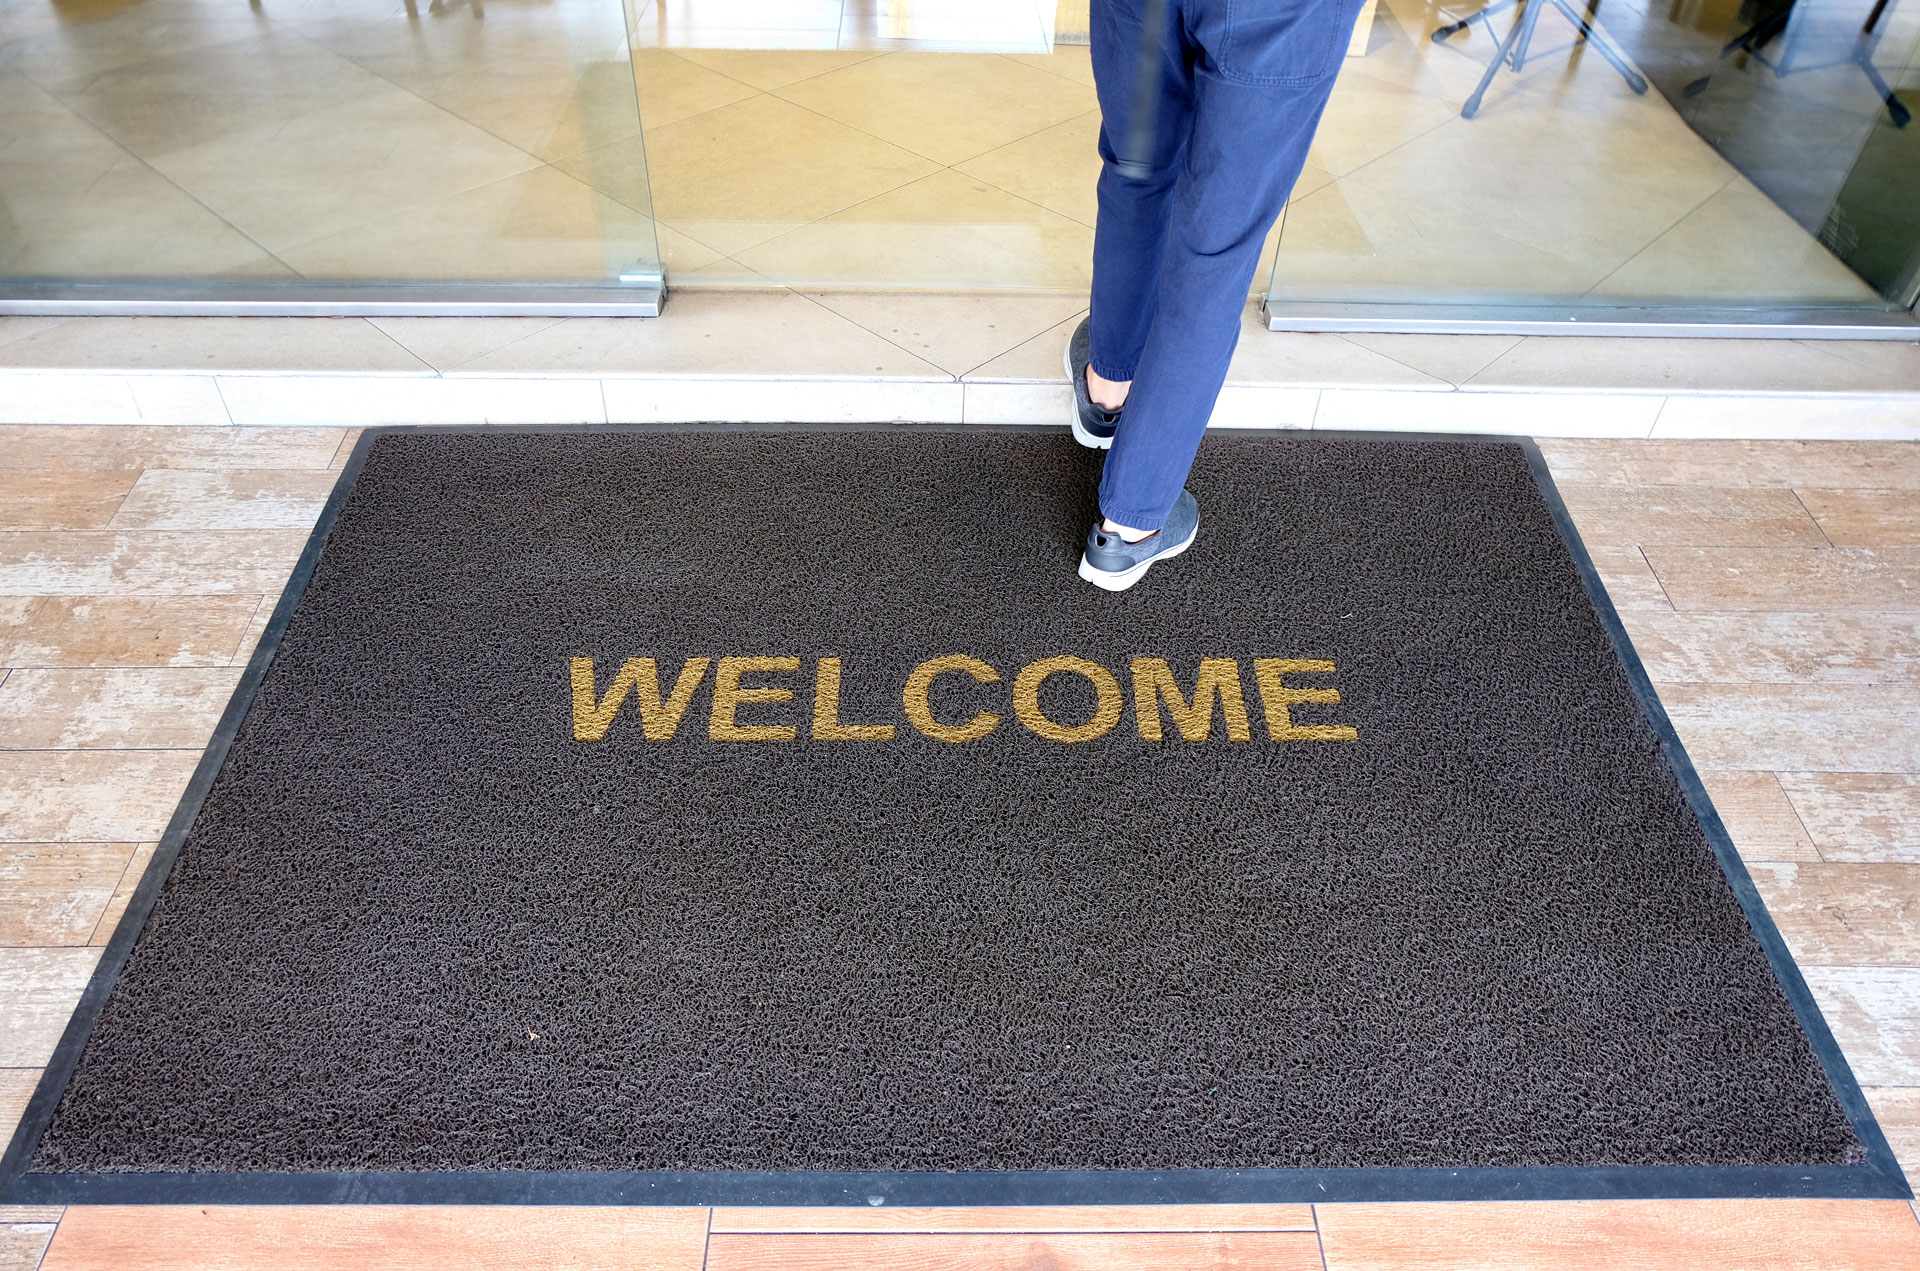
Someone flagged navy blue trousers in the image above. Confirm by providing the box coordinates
[1091,0,1364,530]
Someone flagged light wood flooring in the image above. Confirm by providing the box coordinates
[0,428,1917,1269]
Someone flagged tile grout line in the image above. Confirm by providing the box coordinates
[771,66,1090,177]
[951,308,1085,380]
[1329,333,1466,391]
[1788,339,1911,393]
[425,319,578,379]
[736,63,1104,242]
[1578,171,1741,302]
[658,45,888,100]
[269,29,633,243]
[668,87,946,262]
[950,106,1108,232]
[789,292,957,382]
[6,58,304,285]
[992,48,1098,89]
[356,316,438,378]
[0,317,77,355]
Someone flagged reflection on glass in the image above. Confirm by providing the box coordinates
[634,0,1062,53]
[1265,0,1919,310]
[627,0,1096,288]
[5,0,1910,308]
[0,0,660,287]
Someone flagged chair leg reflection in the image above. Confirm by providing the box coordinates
[1435,0,1650,119]
[1681,0,1910,129]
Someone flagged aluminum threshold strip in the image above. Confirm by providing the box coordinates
[0,281,665,318]
[1264,301,1920,340]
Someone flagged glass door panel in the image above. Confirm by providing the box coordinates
[629,0,1099,289]
[0,0,661,306]
[1264,0,1920,315]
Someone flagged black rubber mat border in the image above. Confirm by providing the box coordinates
[2,422,1909,1207]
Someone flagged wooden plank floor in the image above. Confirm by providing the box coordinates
[2,429,1918,1269]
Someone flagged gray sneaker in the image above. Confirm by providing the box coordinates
[1078,489,1199,591]
[1063,316,1120,450]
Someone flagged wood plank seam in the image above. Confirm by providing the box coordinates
[84,848,146,945]
[1635,545,1680,610]
[1790,488,1839,550]
[224,597,270,666]
[37,1212,62,1271]
[1771,770,1833,864]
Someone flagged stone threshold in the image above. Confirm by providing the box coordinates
[0,297,1915,439]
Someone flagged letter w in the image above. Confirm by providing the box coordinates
[570,657,711,742]
[1130,658,1252,742]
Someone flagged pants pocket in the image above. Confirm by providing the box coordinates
[1217,0,1352,88]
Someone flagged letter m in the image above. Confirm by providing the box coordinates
[569,656,710,742]
[1130,658,1252,742]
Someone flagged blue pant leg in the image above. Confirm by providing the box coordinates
[1097,6,1358,531]
[1089,0,1196,382]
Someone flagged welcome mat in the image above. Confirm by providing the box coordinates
[1,427,1907,1205]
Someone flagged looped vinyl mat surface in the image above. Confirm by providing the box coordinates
[3,427,1907,1204]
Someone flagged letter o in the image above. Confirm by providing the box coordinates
[1013,656,1122,743]
[902,655,1001,743]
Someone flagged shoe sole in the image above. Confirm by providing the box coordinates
[1077,518,1197,592]
[1063,337,1115,451]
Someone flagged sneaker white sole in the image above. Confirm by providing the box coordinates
[1077,522,1196,592]
[1063,337,1114,451]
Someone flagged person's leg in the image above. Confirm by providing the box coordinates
[1096,0,1364,533]
[1088,0,1197,403]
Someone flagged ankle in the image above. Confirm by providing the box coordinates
[1101,517,1156,544]
[1085,365,1131,412]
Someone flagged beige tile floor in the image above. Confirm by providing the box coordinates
[0,0,1904,306]
[0,430,1917,1270]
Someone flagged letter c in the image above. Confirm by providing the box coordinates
[902,655,1001,743]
